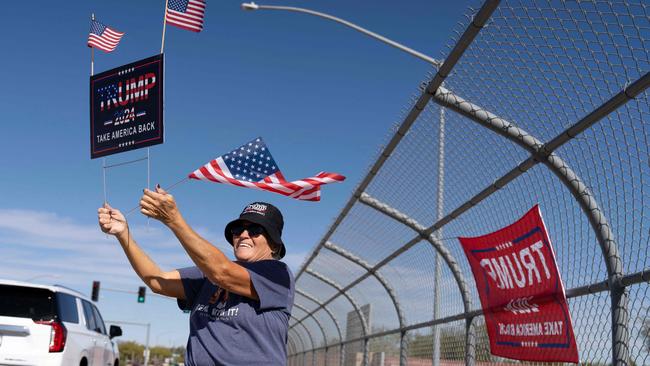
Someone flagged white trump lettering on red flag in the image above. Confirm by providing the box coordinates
[189,137,345,201]
[458,205,578,363]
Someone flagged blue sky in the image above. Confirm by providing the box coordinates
[0,0,474,346]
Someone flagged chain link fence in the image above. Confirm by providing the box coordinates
[287,0,649,365]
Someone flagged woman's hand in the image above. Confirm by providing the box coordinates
[140,185,181,225]
[98,203,128,236]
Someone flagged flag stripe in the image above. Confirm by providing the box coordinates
[208,161,234,183]
[167,12,203,26]
[298,189,321,201]
[102,28,124,39]
[190,169,343,201]
[88,35,120,49]
[87,35,123,52]
[198,167,221,184]
[88,41,113,53]
[275,171,287,182]
[94,31,122,43]
[171,6,205,20]
[214,158,235,179]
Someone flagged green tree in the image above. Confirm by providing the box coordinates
[118,340,144,364]
[116,341,185,365]
[368,327,401,355]
[171,346,185,363]
[407,326,466,360]
[406,321,495,362]
[472,320,496,362]
[150,346,173,362]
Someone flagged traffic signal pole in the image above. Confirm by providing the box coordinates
[99,287,173,301]
[92,284,180,365]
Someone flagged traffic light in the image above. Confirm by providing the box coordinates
[91,281,100,302]
[137,286,146,303]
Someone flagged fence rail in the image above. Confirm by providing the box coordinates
[288,1,649,365]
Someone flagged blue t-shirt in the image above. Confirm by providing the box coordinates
[177,260,295,366]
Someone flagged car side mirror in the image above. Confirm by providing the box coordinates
[109,325,122,339]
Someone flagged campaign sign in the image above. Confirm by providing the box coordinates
[90,54,164,159]
[458,205,578,363]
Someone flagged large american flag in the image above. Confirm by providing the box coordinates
[87,20,124,53]
[189,137,345,201]
[166,0,206,33]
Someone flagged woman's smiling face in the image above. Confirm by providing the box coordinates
[232,221,274,262]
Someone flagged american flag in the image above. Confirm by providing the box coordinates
[166,0,206,33]
[189,137,345,201]
[87,20,124,53]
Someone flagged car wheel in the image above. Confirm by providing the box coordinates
[114,359,119,366]
[80,357,88,366]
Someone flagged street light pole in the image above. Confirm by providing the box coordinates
[242,4,449,366]
[241,2,442,67]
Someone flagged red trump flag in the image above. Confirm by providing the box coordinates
[458,205,578,363]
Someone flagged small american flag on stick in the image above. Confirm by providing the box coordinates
[166,0,206,32]
[189,137,345,201]
[87,20,124,53]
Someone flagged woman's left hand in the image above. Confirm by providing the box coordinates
[140,185,180,225]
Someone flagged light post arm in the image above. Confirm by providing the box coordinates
[241,2,442,67]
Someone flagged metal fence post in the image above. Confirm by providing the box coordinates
[433,94,446,366]
[400,330,408,366]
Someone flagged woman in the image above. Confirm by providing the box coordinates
[97,186,294,365]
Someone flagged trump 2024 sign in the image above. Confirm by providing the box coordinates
[90,54,164,159]
[458,205,579,363]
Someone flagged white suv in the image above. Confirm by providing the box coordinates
[0,279,122,366]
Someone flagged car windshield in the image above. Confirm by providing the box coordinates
[0,284,56,321]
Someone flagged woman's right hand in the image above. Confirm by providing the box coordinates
[98,203,128,236]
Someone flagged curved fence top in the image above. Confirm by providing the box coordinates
[288,1,649,365]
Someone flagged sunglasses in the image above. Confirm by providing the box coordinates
[230,223,266,237]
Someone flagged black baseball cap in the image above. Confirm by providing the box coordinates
[224,202,286,259]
